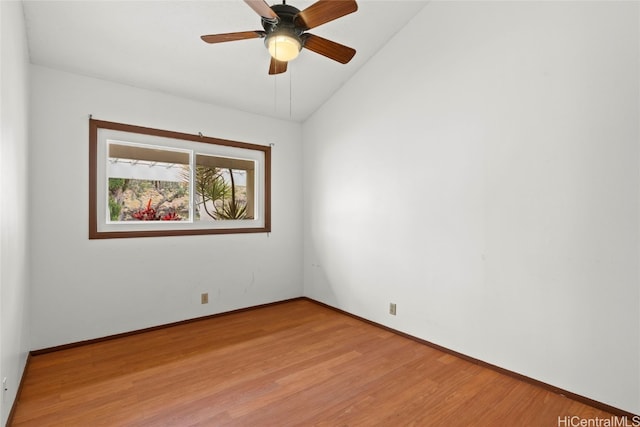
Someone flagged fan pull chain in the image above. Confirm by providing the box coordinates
[273,71,278,114]
[289,67,293,118]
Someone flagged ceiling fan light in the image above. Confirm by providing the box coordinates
[267,34,301,62]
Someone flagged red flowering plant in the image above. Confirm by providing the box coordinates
[132,199,181,221]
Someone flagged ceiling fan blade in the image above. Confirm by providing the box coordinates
[201,31,266,44]
[269,58,288,75]
[302,34,356,64]
[244,0,279,21]
[295,0,357,30]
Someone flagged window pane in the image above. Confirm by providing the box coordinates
[108,143,191,222]
[90,119,270,238]
[195,154,255,221]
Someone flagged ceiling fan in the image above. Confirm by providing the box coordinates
[201,0,358,75]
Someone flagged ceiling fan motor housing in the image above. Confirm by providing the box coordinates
[263,3,304,52]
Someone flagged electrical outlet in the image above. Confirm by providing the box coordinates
[389,303,397,316]
[201,293,209,304]
[2,377,7,392]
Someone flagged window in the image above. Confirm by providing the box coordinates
[89,119,271,238]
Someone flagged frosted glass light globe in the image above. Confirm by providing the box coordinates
[267,34,301,62]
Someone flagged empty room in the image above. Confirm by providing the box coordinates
[1,0,639,425]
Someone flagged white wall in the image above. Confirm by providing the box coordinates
[29,66,303,350]
[0,1,31,424]
[303,1,639,414]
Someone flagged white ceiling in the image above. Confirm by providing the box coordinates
[22,0,427,122]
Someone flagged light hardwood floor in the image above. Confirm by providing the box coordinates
[11,299,625,426]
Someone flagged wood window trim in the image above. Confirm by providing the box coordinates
[89,119,271,239]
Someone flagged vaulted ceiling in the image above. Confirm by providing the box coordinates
[22,0,427,122]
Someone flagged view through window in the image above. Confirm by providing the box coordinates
[90,119,271,238]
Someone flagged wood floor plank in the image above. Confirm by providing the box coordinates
[10,299,626,426]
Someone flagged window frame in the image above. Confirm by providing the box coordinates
[89,119,271,239]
